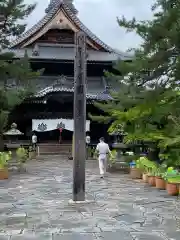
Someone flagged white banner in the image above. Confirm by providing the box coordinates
[32,119,90,132]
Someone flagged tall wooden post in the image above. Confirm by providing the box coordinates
[73,31,87,201]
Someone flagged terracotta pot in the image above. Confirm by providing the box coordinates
[0,168,8,180]
[155,177,166,190]
[142,173,148,183]
[166,183,178,196]
[130,168,142,179]
[148,176,156,186]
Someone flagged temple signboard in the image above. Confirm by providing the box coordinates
[32,119,90,132]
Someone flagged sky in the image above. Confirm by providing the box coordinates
[24,0,154,52]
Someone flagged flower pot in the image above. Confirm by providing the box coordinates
[155,177,166,190]
[0,168,8,180]
[148,176,156,186]
[166,183,178,196]
[142,173,148,183]
[130,168,142,179]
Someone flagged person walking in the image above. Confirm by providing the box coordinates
[32,132,37,151]
[96,137,112,178]
[86,134,91,146]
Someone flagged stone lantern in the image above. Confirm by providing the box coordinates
[110,125,129,171]
[3,123,24,144]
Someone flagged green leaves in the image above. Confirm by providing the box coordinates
[0,0,41,138]
[0,110,8,133]
[0,0,36,48]
[91,0,180,167]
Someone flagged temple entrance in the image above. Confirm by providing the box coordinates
[35,129,72,143]
[32,118,90,144]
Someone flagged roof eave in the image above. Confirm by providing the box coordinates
[9,2,133,60]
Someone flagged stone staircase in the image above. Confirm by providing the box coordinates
[38,143,72,156]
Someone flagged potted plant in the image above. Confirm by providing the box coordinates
[155,165,167,190]
[164,173,180,196]
[107,150,117,172]
[138,157,150,183]
[16,146,28,172]
[142,167,149,183]
[139,157,157,186]
[148,167,157,186]
[0,151,11,179]
[130,156,151,180]
[129,159,142,179]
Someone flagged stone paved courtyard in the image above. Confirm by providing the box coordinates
[0,156,180,239]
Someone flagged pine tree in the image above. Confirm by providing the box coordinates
[0,0,41,149]
[91,0,180,161]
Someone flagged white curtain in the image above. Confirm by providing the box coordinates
[32,119,90,132]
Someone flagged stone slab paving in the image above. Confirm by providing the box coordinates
[0,156,179,239]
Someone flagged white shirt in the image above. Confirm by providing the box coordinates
[96,142,110,155]
[32,135,37,143]
[86,136,90,144]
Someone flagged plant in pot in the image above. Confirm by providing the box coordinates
[148,167,157,186]
[0,151,11,179]
[163,172,180,196]
[138,156,151,183]
[16,146,28,172]
[107,150,117,171]
[140,159,157,186]
[129,158,142,179]
[142,166,149,183]
[130,156,152,180]
[155,164,167,190]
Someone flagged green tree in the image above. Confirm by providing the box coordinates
[91,0,180,162]
[0,0,41,149]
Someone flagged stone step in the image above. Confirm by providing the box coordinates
[38,144,72,155]
[40,151,70,155]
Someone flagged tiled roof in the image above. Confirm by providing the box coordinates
[35,86,113,101]
[45,0,77,14]
[10,1,133,60]
[6,45,125,61]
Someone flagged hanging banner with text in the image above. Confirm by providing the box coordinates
[32,118,90,132]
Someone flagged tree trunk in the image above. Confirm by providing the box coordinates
[0,134,4,151]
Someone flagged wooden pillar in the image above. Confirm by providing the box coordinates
[73,31,87,201]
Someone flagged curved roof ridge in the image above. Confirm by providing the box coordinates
[10,2,133,59]
[10,5,59,48]
[64,3,131,57]
[62,3,132,58]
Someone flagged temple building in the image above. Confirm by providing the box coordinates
[7,0,132,149]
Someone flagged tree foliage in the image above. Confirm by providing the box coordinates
[0,0,36,48]
[0,0,41,147]
[91,0,180,163]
